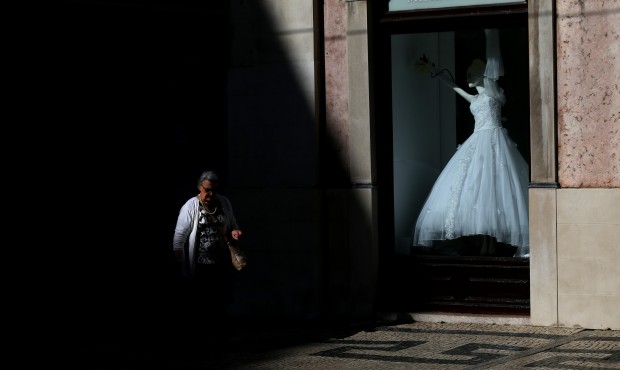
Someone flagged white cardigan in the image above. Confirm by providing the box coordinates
[172,194,240,277]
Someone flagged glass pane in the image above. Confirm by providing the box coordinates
[389,0,525,12]
[391,27,530,258]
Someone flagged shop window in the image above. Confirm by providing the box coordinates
[391,26,530,257]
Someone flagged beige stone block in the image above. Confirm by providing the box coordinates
[349,188,378,318]
[264,0,314,31]
[529,188,558,326]
[558,259,620,295]
[278,33,315,62]
[557,189,620,224]
[558,223,620,259]
[558,294,620,330]
[347,2,371,184]
[528,0,556,184]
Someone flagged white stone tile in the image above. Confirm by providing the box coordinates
[558,259,620,295]
[558,223,620,259]
[558,293,620,330]
[557,189,620,224]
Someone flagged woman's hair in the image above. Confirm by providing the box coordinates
[197,170,219,188]
[466,59,486,85]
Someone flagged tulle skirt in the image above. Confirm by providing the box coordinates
[412,127,530,257]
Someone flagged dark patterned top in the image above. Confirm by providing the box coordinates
[196,203,228,265]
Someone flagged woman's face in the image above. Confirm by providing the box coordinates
[199,180,217,204]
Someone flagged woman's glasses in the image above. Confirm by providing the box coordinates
[201,185,216,194]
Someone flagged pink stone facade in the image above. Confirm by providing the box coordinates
[556,0,620,187]
[324,0,350,169]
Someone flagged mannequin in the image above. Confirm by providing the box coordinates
[412,29,530,257]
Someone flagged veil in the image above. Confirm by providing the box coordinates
[482,28,505,104]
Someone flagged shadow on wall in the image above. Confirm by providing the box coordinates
[32,1,233,343]
[30,0,366,345]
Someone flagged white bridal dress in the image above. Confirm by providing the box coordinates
[412,92,530,257]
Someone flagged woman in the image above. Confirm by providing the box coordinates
[172,170,243,340]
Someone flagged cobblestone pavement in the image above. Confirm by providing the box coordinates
[64,320,619,369]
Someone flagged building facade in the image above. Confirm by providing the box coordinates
[27,0,618,343]
[227,0,619,330]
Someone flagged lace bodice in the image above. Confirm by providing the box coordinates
[471,93,503,132]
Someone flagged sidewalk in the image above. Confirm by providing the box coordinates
[62,314,619,369]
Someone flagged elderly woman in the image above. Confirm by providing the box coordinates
[173,170,244,345]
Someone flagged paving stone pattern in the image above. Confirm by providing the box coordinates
[221,322,618,370]
[65,321,619,369]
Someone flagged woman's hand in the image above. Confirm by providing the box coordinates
[231,229,243,241]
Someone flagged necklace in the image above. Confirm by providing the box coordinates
[197,196,217,215]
